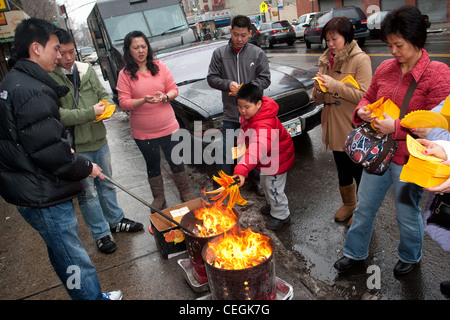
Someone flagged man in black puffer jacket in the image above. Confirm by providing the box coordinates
[0,18,122,300]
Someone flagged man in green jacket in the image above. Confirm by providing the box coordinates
[50,28,143,254]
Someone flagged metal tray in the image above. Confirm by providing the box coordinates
[196,277,294,300]
[177,258,209,292]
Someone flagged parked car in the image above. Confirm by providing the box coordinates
[292,12,318,39]
[248,23,260,46]
[304,6,370,49]
[255,20,296,48]
[155,40,323,153]
[423,14,431,28]
[84,51,99,65]
[367,11,430,39]
[367,10,389,38]
[78,46,95,61]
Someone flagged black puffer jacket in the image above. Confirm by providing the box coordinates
[0,59,93,208]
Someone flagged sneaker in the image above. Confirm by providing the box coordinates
[103,290,123,300]
[260,203,271,215]
[111,217,144,233]
[96,234,116,254]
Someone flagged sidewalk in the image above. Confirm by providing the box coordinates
[0,111,340,301]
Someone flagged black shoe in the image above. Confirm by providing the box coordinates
[111,218,144,233]
[334,256,357,272]
[96,234,116,254]
[265,216,290,230]
[260,203,271,215]
[393,260,416,276]
[440,280,450,296]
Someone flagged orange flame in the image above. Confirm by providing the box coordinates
[203,171,247,210]
[193,202,237,237]
[205,228,273,270]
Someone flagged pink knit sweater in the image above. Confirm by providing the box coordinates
[117,60,179,140]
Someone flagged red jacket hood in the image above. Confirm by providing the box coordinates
[234,96,295,177]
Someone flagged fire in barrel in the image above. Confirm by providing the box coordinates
[202,227,276,300]
[181,202,238,284]
[181,172,246,284]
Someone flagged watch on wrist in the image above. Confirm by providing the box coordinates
[165,94,169,102]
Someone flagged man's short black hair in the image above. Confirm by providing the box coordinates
[56,28,73,45]
[236,83,263,104]
[380,5,427,49]
[14,18,58,59]
[231,15,251,30]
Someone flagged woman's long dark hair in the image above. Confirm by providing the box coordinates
[123,30,159,80]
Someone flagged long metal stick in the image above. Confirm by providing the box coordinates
[102,174,196,237]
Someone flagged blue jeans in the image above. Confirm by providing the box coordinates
[18,201,105,300]
[78,144,124,239]
[343,163,424,264]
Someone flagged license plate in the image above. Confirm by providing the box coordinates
[283,117,302,137]
[283,29,288,33]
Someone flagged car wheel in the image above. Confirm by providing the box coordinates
[305,39,311,49]
[287,39,295,46]
[264,38,273,49]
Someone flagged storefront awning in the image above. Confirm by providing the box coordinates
[0,10,29,43]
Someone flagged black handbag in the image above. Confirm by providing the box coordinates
[428,193,450,230]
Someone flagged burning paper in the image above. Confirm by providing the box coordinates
[205,228,273,270]
[203,171,247,210]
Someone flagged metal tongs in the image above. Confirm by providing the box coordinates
[103,175,196,237]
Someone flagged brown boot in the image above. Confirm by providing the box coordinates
[172,170,195,202]
[347,216,353,226]
[148,175,166,213]
[334,182,356,222]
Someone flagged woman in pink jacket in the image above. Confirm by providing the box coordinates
[334,6,450,276]
[117,31,194,211]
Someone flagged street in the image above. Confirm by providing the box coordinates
[0,30,449,302]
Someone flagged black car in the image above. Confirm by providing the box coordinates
[156,40,322,159]
[304,6,370,49]
[253,20,296,48]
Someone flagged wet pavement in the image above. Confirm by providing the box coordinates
[0,109,340,301]
[2,24,450,302]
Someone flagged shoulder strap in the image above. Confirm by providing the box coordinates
[399,78,417,119]
[72,63,80,107]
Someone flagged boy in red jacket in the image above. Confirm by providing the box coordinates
[233,84,295,230]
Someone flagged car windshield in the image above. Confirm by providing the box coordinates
[334,8,363,20]
[80,47,94,56]
[158,42,226,85]
[104,4,188,44]
[315,12,331,26]
[272,21,291,28]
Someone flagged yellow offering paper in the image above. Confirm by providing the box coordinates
[340,75,360,89]
[399,135,450,188]
[401,110,448,130]
[365,97,400,120]
[94,99,116,122]
[312,77,327,92]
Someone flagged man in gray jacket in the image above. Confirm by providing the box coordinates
[207,15,271,183]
